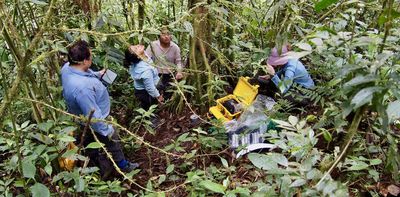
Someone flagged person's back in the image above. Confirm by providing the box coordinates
[61,62,110,118]
[60,40,138,179]
[276,59,314,89]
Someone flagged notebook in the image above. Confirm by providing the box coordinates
[100,69,117,86]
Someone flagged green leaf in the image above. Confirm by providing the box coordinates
[270,153,288,167]
[29,133,53,144]
[166,164,174,174]
[61,126,76,135]
[199,180,226,194]
[21,121,30,129]
[59,135,76,142]
[158,175,166,185]
[86,142,104,149]
[288,116,298,126]
[22,160,36,179]
[44,164,52,176]
[343,75,375,88]
[351,87,382,109]
[31,183,50,197]
[248,153,278,170]
[290,179,307,187]
[220,157,229,168]
[348,161,369,171]
[75,177,85,192]
[315,0,339,13]
[31,0,48,6]
[38,122,53,132]
[387,100,400,123]
[368,169,379,182]
[322,129,332,142]
[296,42,312,51]
[369,159,382,166]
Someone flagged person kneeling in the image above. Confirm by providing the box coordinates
[258,44,315,106]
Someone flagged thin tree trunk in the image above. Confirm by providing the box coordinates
[138,0,145,30]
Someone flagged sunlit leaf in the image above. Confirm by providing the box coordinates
[199,180,226,194]
[31,183,50,197]
[290,179,307,187]
[22,160,36,179]
[86,142,104,149]
[296,42,312,51]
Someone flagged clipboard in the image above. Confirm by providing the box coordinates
[100,69,117,86]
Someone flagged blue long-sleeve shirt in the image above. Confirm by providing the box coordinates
[129,60,160,98]
[271,59,315,93]
[61,63,114,136]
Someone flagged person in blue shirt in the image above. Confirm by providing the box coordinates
[61,40,138,178]
[258,44,315,104]
[124,44,164,110]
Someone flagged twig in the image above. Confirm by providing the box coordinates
[78,109,95,148]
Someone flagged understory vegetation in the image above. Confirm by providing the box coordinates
[1,0,400,196]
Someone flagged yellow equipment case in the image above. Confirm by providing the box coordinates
[209,77,259,122]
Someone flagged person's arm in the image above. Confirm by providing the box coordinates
[174,46,183,79]
[271,66,295,93]
[76,88,114,137]
[141,70,161,98]
[174,46,183,71]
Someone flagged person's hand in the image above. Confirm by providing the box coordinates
[175,72,183,80]
[157,95,164,104]
[266,64,275,75]
[99,68,107,76]
[258,75,271,80]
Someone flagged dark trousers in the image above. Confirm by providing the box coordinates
[134,89,158,110]
[81,127,125,177]
[158,73,173,100]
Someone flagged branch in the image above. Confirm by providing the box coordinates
[78,109,95,148]
[315,107,365,187]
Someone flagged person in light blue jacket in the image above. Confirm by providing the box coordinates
[61,40,138,178]
[258,44,315,105]
[124,44,164,110]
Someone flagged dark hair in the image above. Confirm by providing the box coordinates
[68,40,91,65]
[123,49,141,68]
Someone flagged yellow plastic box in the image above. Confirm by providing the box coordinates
[209,77,259,122]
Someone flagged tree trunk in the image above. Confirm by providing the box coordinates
[188,0,213,107]
[138,0,145,30]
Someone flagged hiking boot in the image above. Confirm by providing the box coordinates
[121,162,139,173]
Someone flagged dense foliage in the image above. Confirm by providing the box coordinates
[1,0,400,196]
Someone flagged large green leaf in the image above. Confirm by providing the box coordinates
[31,183,50,197]
[86,142,104,149]
[248,153,278,170]
[315,0,339,13]
[199,180,226,194]
[351,87,382,109]
[343,75,375,88]
[387,100,400,123]
[22,160,36,179]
